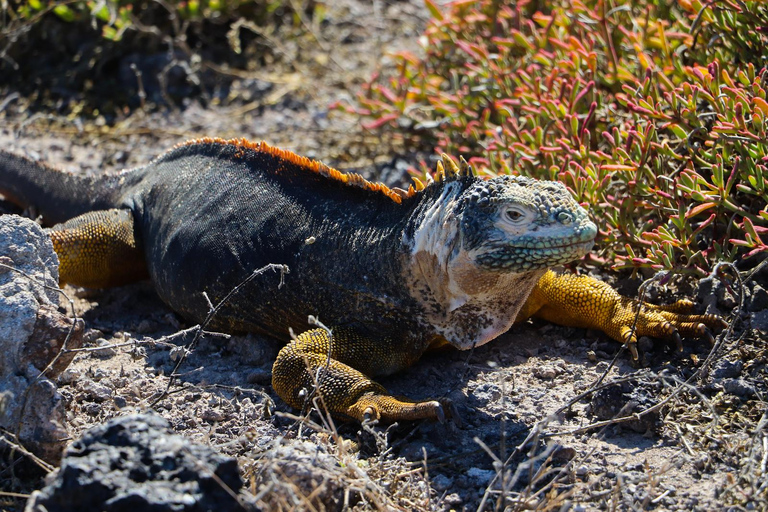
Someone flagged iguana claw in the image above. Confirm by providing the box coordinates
[673,331,683,352]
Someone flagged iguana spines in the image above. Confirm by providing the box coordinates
[176,137,413,203]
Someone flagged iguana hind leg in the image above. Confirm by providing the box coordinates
[273,328,452,423]
[48,208,148,288]
[517,270,726,358]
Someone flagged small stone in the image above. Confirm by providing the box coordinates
[82,329,104,344]
[637,336,654,352]
[92,338,117,359]
[443,493,462,507]
[467,467,495,487]
[431,474,453,492]
[78,379,112,402]
[534,365,558,380]
[748,283,768,312]
[711,359,744,380]
[57,368,82,386]
[751,310,768,333]
[723,378,756,397]
[473,382,502,402]
[716,285,737,309]
[83,402,102,416]
[88,367,110,381]
[202,409,226,423]
[136,319,156,334]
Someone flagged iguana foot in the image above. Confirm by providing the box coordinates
[604,297,726,359]
[273,328,449,424]
[346,395,457,424]
[519,271,727,359]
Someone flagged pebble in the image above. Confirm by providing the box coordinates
[467,467,495,487]
[431,474,453,492]
[92,338,117,359]
[748,283,768,312]
[78,379,112,402]
[473,382,502,402]
[723,378,756,397]
[534,365,558,380]
[57,368,82,386]
[711,359,743,380]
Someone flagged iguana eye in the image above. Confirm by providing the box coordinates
[503,208,525,223]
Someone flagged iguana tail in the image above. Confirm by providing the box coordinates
[0,150,127,225]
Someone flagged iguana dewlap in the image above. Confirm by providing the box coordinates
[0,138,723,422]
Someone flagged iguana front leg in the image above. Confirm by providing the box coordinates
[272,328,450,422]
[516,270,725,358]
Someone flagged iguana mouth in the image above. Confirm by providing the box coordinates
[510,240,594,249]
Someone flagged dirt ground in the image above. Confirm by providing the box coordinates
[1,1,767,510]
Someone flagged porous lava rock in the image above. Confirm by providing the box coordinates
[25,413,247,512]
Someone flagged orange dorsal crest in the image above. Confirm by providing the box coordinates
[177,137,419,204]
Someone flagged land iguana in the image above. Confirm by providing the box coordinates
[0,138,723,422]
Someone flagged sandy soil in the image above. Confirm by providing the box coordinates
[1,1,766,510]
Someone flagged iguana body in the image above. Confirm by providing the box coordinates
[0,138,722,422]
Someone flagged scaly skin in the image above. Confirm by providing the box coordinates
[0,139,724,423]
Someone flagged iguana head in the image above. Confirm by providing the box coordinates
[406,155,597,349]
[456,174,597,271]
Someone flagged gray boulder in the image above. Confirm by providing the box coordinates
[0,215,83,462]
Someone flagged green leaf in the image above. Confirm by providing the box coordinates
[54,4,75,22]
[424,0,443,21]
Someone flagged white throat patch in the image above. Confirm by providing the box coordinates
[404,182,545,350]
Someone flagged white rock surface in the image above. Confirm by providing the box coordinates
[0,215,83,462]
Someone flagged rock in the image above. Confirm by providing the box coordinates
[473,382,503,402]
[25,413,246,512]
[466,467,495,487]
[431,473,454,492]
[0,215,83,462]
[253,439,346,510]
[711,359,744,380]
[748,283,768,312]
[534,365,559,380]
[722,378,757,398]
[91,337,118,359]
[752,310,768,332]
[697,277,720,315]
[590,381,660,433]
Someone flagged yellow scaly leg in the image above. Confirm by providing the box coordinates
[48,209,148,288]
[272,328,452,422]
[516,270,725,358]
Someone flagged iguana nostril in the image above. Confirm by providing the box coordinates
[557,211,572,224]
